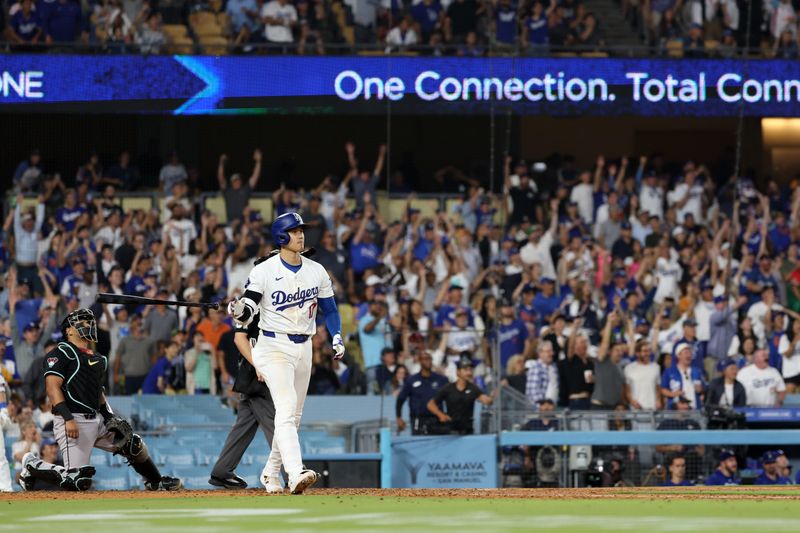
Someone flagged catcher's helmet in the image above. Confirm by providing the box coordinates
[271,212,306,247]
[61,308,98,343]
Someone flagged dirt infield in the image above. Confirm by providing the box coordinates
[1,486,798,502]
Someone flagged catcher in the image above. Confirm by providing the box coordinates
[20,308,182,491]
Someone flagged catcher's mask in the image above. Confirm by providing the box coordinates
[61,308,98,343]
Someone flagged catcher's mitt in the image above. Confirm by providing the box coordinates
[105,415,134,451]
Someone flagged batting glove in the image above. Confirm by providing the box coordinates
[332,334,345,360]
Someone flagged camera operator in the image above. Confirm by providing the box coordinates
[427,356,493,435]
[706,357,746,407]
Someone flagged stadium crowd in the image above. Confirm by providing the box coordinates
[1,0,799,55]
[1,141,800,487]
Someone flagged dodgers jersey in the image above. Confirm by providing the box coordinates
[245,254,334,336]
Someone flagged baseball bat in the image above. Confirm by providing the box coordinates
[95,293,220,309]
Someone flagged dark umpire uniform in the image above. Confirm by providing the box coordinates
[209,315,276,489]
[396,370,447,435]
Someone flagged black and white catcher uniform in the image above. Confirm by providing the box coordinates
[20,308,181,491]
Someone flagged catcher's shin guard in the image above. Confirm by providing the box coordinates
[121,434,162,485]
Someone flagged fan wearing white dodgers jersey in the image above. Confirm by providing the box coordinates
[230,212,345,495]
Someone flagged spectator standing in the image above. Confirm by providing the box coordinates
[670,318,707,375]
[522,1,550,55]
[217,150,262,224]
[358,300,391,392]
[492,0,517,49]
[707,295,746,371]
[525,340,559,405]
[396,351,447,434]
[13,194,45,291]
[427,357,492,435]
[625,339,661,410]
[411,0,443,41]
[226,0,261,47]
[445,0,481,43]
[9,0,43,47]
[346,142,386,209]
[141,341,179,394]
[114,314,156,395]
[143,303,179,343]
[706,357,746,407]
[159,151,187,192]
[661,342,706,409]
[705,449,740,486]
[185,334,216,395]
[8,271,57,380]
[12,149,42,192]
[44,0,87,45]
[591,312,629,410]
[781,316,800,393]
[300,195,327,249]
[737,349,786,407]
[559,325,595,409]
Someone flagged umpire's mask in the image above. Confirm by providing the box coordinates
[61,308,99,343]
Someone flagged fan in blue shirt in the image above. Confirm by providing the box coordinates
[533,278,562,320]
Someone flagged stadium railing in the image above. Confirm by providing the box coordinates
[0,41,781,59]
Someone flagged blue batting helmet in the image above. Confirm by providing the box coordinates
[271,212,306,246]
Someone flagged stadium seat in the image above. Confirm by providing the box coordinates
[172,466,214,489]
[666,39,684,58]
[302,436,346,455]
[166,413,211,426]
[92,466,131,491]
[204,195,227,223]
[169,37,195,55]
[200,35,228,52]
[162,24,189,40]
[159,451,196,467]
[237,463,265,488]
[88,452,109,467]
[783,394,800,406]
[249,197,274,221]
[120,196,153,213]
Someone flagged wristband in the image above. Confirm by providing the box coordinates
[0,403,7,410]
[52,401,74,421]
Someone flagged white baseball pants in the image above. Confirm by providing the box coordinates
[252,333,312,480]
[54,414,117,469]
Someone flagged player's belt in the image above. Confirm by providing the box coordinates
[262,330,310,344]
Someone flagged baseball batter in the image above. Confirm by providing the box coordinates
[230,212,344,494]
[20,308,182,491]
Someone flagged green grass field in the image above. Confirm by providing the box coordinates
[2,489,799,533]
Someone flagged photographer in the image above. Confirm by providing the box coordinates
[706,357,746,407]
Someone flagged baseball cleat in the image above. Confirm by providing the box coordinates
[145,476,183,491]
[209,474,247,489]
[289,469,318,495]
[264,476,284,494]
[21,452,38,473]
[61,466,96,492]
